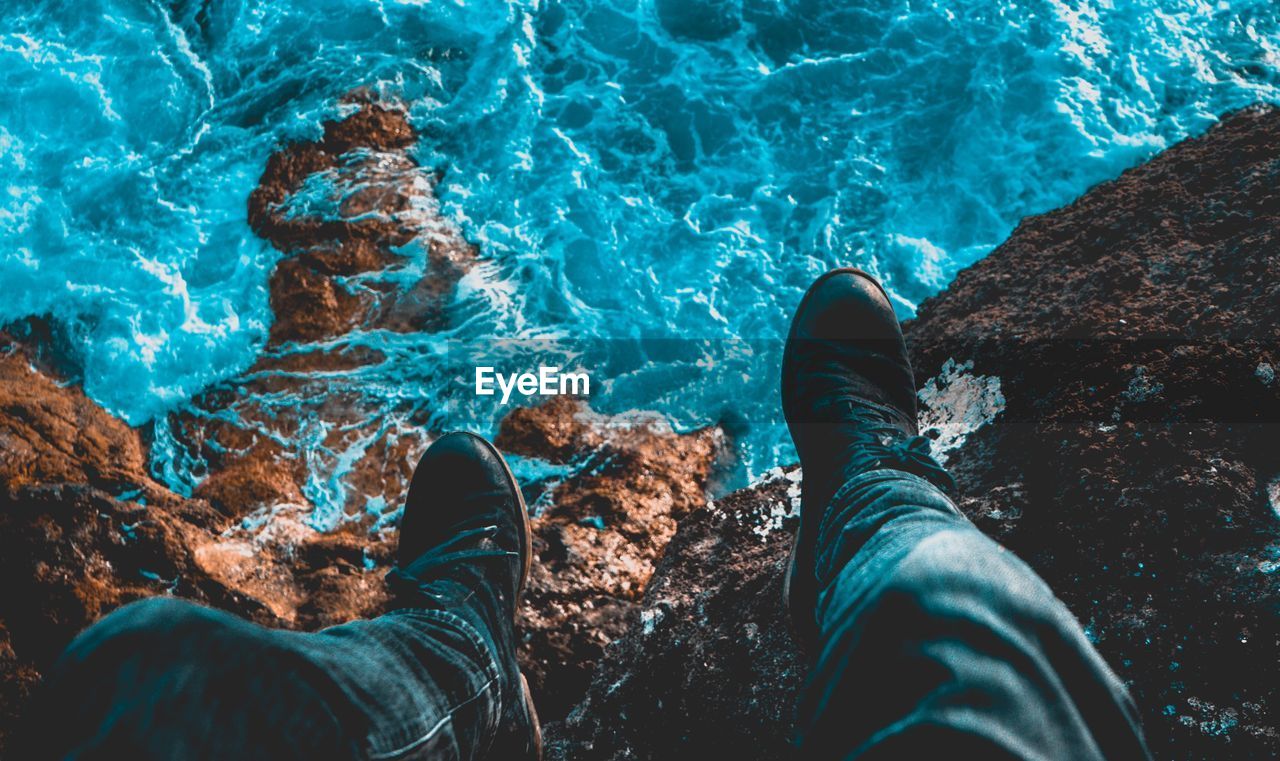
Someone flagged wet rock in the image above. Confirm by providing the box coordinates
[497,397,725,721]
[547,106,1280,760]
[170,95,477,523]
[247,95,472,345]
[0,352,722,755]
[193,454,307,518]
[0,343,165,501]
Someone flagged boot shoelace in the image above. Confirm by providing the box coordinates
[386,505,520,600]
[826,396,958,495]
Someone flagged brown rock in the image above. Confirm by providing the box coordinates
[0,470,400,754]
[498,397,603,462]
[499,397,726,720]
[0,344,163,500]
[546,469,805,760]
[193,453,306,517]
[0,350,723,756]
[171,96,477,523]
[247,98,469,346]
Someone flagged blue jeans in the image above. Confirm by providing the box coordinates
[798,467,1152,759]
[22,469,1150,760]
[18,567,517,760]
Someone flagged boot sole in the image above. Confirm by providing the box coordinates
[520,673,544,761]
[781,267,893,648]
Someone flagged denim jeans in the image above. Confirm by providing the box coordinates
[17,567,518,760]
[797,467,1152,759]
[22,469,1151,760]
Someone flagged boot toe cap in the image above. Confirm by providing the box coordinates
[792,269,900,342]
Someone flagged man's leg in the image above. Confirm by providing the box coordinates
[20,597,363,760]
[19,433,539,760]
[781,269,1149,759]
[798,469,1149,758]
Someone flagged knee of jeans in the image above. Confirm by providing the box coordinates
[67,597,226,658]
[879,528,1067,637]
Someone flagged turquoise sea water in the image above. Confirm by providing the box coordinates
[2,0,1279,490]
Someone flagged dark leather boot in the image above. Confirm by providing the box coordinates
[393,432,541,759]
[781,269,954,649]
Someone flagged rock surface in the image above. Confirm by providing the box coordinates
[0,333,167,501]
[544,467,807,760]
[544,105,1280,760]
[906,104,1280,759]
[498,398,724,719]
[172,95,476,529]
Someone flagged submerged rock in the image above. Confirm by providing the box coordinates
[171,95,476,527]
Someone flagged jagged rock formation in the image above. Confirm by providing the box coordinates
[173,95,477,530]
[543,468,807,760]
[497,398,724,718]
[545,105,1280,760]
